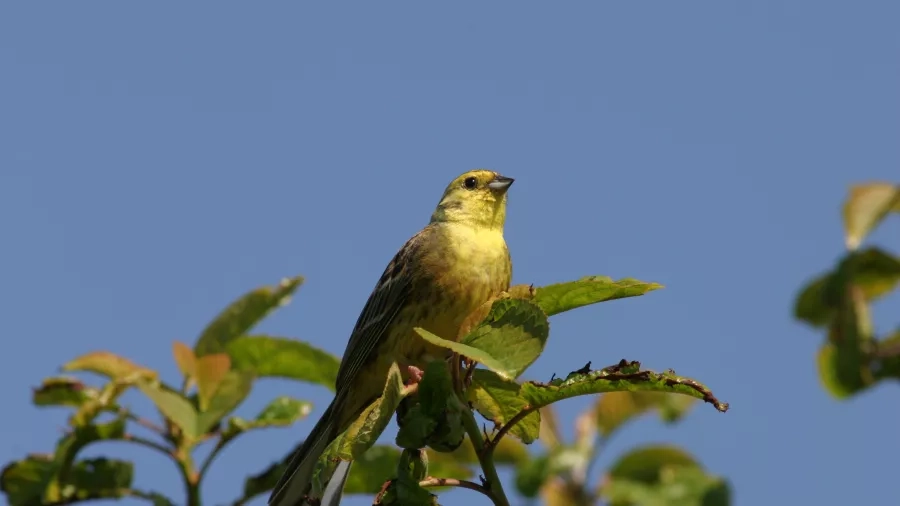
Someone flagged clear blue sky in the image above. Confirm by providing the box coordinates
[2,2,898,506]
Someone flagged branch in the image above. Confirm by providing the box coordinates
[456,395,510,506]
[419,476,493,496]
[119,408,167,435]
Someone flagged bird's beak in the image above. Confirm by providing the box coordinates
[487,174,515,192]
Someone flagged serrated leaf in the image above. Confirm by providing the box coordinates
[194,276,303,356]
[313,364,407,496]
[33,377,99,408]
[467,369,540,443]
[416,298,550,380]
[843,182,900,250]
[195,353,231,411]
[595,391,696,436]
[794,247,900,328]
[137,381,200,440]
[520,361,729,413]
[62,352,157,381]
[533,276,663,317]
[227,335,340,390]
[197,370,254,435]
[172,341,196,381]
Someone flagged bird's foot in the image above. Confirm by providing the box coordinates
[405,365,425,385]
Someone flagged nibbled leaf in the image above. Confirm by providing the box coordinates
[33,377,99,408]
[137,381,200,440]
[227,335,340,390]
[843,182,900,250]
[533,276,663,316]
[62,352,157,381]
[195,353,231,411]
[467,369,540,443]
[194,276,304,357]
[520,361,729,413]
[416,298,550,380]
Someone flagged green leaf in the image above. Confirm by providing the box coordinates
[33,377,100,408]
[533,276,663,317]
[520,361,729,413]
[794,247,900,328]
[514,454,550,498]
[396,360,465,453]
[443,434,527,466]
[197,371,254,435]
[608,445,700,484]
[194,275,304,356]
[594,391,696,436]
[604,449,731,506]
[66,458,134,500]
[137,381,200,440]
[843,182,900,250]
[227,335,340,390]
[62,352,157,381]
[874,328,900,381]
[415,298,550,380]
[313,363,407,496]
[223,396,312,440]
[195,353,231,411]
[171,341,196,382]
[1,455,55,506]
[467,369,540,444]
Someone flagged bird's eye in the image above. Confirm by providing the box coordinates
[463,177,478,190]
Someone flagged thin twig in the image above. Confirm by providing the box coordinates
[122,434,174,457]
[119,409,166,435]
[420,476,494,496]
[486,407,534,452]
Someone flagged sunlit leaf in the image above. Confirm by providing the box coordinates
[195,353,231,411]
[194,275,304,357]
[62,352,157,381]
[171,341,196,381]
[416,298,550,380]
[843,182,900,250]
[223,397,312,441]
[533,276,663,317]
[137,381,200,440]
[197,371,254,435]
[467,369,540,443]
[227,335,340,390]
[520,361,729,413]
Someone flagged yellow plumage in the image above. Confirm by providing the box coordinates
[269,169,514,506]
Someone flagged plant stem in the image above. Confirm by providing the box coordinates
[175,447,201,506]
[419,477,494,496]
[123,434,175,457]
[456,396,510,506]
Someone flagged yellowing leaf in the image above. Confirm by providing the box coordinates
[172,341,196,381]
[62,352,156,381]
[195,353,231,411]
[843,182,900,250]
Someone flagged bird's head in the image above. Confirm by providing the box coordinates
[430,169,514,230]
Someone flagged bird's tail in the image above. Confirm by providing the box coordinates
[268,399,347,506]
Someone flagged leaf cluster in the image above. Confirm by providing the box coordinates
[793,182,900,398]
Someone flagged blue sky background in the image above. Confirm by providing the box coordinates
[1,2,898,506]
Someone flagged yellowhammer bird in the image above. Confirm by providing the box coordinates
[269,169,515,506]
